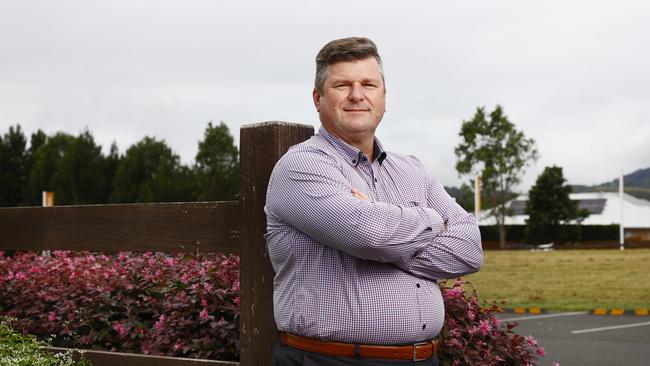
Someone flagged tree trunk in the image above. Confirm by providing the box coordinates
[498,224,507,249]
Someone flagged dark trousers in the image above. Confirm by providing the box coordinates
[272,341,439,366]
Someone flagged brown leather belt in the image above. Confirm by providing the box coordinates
[280,332,439,361]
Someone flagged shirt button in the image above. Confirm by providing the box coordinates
[374,178,378,182]
[422,324,427,330]
[416,283,420,288]
[352,159,356,164]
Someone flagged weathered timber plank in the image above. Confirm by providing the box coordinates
[43,347,239,366]
[239,122,314,366]
[0,201,240,253]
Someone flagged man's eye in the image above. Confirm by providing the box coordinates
[335,84,348,89]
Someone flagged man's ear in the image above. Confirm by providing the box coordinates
[312,88,321,112]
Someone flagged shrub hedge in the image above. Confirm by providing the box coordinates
[1,251,549,365]
[480,224,619,242]
[0,251,239,361]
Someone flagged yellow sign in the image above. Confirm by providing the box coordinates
[42,191,54,207]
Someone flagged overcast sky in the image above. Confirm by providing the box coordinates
[2,0,649,191]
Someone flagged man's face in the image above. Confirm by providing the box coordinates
[313,57,386,145]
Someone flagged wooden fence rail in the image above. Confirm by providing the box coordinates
[0,121,315,366]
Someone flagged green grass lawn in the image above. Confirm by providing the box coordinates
[461,248,650,311]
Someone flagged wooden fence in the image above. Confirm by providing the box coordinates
[0,122,314,366]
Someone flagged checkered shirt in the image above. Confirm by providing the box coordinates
[265,127,483,345]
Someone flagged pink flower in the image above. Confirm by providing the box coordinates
[234,296,240,306]
[112,321,128,337]
[445,287,463,299]
[203,282,213,293]
[48,311,57,322]
[173,342,183,351]
[199,308,209,321]
[552,362,560,366]
[491,316,501,328]
[468,325,478,336]
[154,314,166,330]
[478,320,492,335]
[537,346,546,356]
[201,298,208,307]
[14,271,27,281]
[524,335,538,347]
[467,309,476,321]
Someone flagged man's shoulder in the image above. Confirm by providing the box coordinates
[283,134,339,158]
[275,134,340,167]
[384,150,427,170]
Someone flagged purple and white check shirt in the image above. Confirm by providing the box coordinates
[265,127,483,345]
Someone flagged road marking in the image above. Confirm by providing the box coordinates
[503,311,588,322]
[572,321,650,334]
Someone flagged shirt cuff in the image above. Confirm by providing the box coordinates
[422,207,445,236]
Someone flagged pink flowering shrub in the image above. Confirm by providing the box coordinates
[439,278,547,366]
[1,250,550,365]
[0,250,239,361]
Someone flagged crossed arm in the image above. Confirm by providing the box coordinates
[266,149,483,280]
[351,185,483,280]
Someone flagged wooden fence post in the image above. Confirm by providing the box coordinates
[239,122,314,366]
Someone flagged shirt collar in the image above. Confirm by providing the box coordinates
[318,127,387,166]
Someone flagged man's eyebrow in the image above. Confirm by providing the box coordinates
[329,77,382,84]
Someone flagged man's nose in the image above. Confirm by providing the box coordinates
[348,83,364,102]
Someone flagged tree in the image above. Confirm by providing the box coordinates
[193,121,239,201]
[110,137,194,203]
[102,142,122,202]
[26,130,110,205]
[455,105,538,248]
[445,184,477,213]
[0,125,28,206]
[524,166,589,244]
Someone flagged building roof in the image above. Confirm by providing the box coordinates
[477,192,650,228]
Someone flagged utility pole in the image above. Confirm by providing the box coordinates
[619,172,624,251]
[474,175,481,219]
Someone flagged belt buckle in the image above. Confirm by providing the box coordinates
[412,341,430,362]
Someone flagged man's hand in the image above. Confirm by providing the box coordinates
[351,187,448,230]
[351,187,369,201]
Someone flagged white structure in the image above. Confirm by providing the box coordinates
[477,192,650,241]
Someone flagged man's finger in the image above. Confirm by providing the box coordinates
[351,187,369,201]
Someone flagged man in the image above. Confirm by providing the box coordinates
[265,37,483,366]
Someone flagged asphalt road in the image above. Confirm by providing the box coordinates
[499,312,650,366]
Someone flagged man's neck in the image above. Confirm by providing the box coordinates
[323,128,375,161]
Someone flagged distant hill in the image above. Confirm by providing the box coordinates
[572,167,650,201]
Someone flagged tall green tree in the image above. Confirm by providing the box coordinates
[27,130,109,205]
[110,137,194,203]
[525,166,589,244]
[102,142,122,201]
[455,105,539,248]
[0,125,28,206]
[194,121,239,201]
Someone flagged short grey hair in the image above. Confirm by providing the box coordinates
[314,37,384,92]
